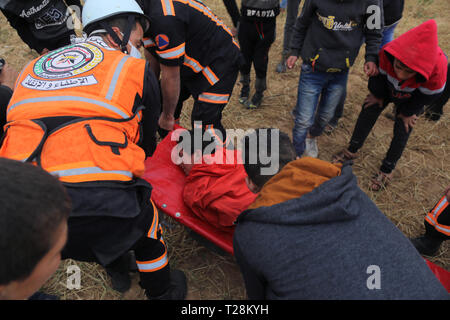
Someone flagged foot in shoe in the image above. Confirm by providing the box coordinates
[410,236,443,257]
[146,269,187,300]
[304,137,318,158]
[247,92,263,109]
[276,61,287,73]
[239,96,249,104]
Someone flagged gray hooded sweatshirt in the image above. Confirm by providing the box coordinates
[234,161,449,300]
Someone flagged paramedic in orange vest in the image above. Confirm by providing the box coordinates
[0,0,187,300]
[138,0,242,145]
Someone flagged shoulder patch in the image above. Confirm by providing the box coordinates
[155,34,170,50]
[33,43,104,79]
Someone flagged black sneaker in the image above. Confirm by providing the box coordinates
[247,92,263,109]
[106,267,131,293]
[275,60,287,73]
[239,85,250,105]
[410,236,443,257]
[424,111,442,122]
[146,269,187,300]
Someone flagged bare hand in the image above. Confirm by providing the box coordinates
[41,48,49,55]
[364,62,379,77]
[364,94,383,108]
[444,185,450,201]
[397,113,418,133]
[286,56,298,70]
[158,112,175,132]
[0,63,18,90]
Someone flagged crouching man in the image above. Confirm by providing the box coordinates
[233,128,449,299]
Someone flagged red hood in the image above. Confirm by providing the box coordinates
[382,19,439,81]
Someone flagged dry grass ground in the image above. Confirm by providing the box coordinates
[0,0,448,300]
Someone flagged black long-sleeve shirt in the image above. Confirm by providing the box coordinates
[290,0,382,70]
[222,0,241,27]
[382,0,404,27]
[0,0,82,53]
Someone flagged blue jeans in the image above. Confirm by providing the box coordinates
[281,0,287,9]
[292,63,349,156]
[381,22,398,48]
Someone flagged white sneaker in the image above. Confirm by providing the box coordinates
[304,137,319,158]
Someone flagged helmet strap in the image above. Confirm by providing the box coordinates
[100,15,136,54]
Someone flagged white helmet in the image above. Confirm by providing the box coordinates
[82,0,150,32]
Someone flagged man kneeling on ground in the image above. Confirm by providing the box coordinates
[233,128,449,299]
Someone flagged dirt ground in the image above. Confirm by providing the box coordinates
[0,0,448,300]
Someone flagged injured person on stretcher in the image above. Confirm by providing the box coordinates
[174,127,258,230]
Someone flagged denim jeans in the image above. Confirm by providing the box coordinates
[381,22,399,48]
[326,85,346,127]
[292,63,349,156]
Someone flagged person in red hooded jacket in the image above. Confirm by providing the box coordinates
[333,20,448,191]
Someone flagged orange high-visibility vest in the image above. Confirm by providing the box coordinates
[0,37,148,183]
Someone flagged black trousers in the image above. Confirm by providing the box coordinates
[0,85,13,135]
[348,102,413,174]
[172,67,239,145]
[62,183,171,297]
[238,19,276,79]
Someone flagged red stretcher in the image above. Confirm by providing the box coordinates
[425,259,450,293]
[142,126,236,255]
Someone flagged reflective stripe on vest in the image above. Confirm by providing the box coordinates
[51,165,133,180]
[198,92,229,104]
[156,43,185,60]
[161,0,175,16]
[425,196,450,236]
[183,54,203,73]
[106,55,130,100]
[184,56,224,86]
[143,38,156,48]
[202,66,219,86]
[8,96,129,119]
[147,200,160,239]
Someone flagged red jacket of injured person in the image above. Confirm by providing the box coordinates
[176,129,258,229]
[369,19,448,116]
